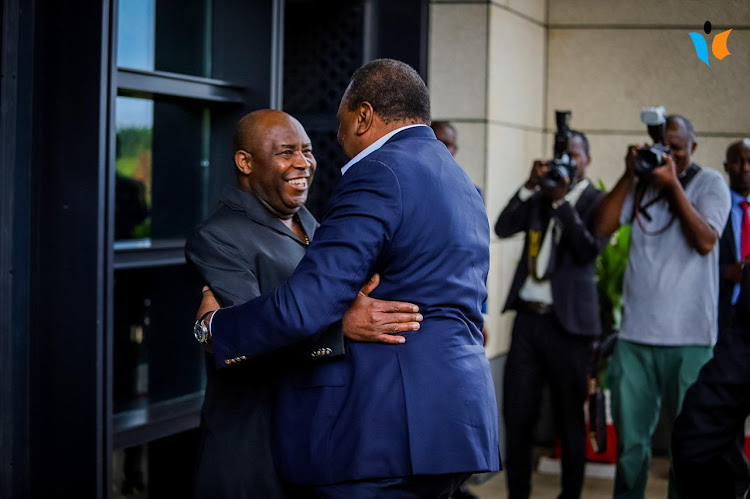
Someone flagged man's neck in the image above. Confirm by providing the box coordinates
[351,120,424,157]
[238,180,296,221]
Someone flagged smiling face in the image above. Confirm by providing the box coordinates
[238,114,316,219]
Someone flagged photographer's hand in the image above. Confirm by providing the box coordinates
[542,176,570,203]
[624,145,641,178]
[650,153,679,190]
[525,160,549,190]
[724,261,745,284]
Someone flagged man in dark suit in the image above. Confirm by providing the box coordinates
[718,139,750,331]
[197,59,500,497]
[186,109,423,498]
[673,249,750,499]
[672,138,750,499]
[495,130,605,499]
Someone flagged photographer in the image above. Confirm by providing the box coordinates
[594,114,731,498]
[495,128,606,499]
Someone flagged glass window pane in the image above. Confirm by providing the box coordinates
[115,95,210,242]
[112,430,200,497]
[116,96,153,241]
[113,266,205,414]
[117,0,155,71]
[117,0,211,78]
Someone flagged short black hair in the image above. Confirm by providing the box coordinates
[431,121,455,134]
[666,114,695,141]
[569,129,589,157]
[726,138,750,162]
[345,59,431,125]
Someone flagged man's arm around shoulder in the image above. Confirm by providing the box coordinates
[209,160,403,368]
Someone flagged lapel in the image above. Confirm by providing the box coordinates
[575,182,598,213]
[722,212,737,263]
[219,186,317,245]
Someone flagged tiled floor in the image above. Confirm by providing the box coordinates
[466,456,670,498]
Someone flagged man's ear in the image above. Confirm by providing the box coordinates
[234,150,252,175]
[356,101,375,136]
[691,140,698,156]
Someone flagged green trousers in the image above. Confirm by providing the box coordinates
[609,339,712,499]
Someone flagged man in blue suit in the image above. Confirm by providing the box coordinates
[196,59,500,497]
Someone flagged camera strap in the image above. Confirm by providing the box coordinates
[527,180,590,280]
[527,200,554,281]
[632,163,701,235]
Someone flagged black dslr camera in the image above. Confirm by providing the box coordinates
[634,106,670,179]
[544,110,578,189]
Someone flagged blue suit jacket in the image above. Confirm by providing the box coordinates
[211,126,500,484]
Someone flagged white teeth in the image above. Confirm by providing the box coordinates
[288,178,307,187]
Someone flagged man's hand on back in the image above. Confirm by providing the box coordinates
[343,274,422,344]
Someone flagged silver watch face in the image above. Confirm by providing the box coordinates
[194,319,208,344]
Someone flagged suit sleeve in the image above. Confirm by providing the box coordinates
[185,225,261,307]
[495,188,533,238]
[210,160,402,368]
[553,193,607,263]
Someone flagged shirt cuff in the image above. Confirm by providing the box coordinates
[208,309,219,334]
[518,185,535,201]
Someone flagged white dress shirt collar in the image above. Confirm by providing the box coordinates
[340,124,428,176]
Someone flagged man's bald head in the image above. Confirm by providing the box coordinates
[233,109,302,155]
[663,114,697,173]
[232,110,316,219]
[726,139,750,163]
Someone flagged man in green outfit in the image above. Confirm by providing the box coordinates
[594,114,731,498]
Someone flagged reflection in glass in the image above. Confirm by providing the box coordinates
[117,0,212,78]
[113,266,205,414]
[116,96,153,241]
[112,430,200,497]
[115,95,210,243]
[117,0,155,71]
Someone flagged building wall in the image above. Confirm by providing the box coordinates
[548,0,750,189]
[430,0,750,359]
[429,0,749,452]
[429,0,548,360]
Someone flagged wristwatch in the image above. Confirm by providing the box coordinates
[194,310,216,346]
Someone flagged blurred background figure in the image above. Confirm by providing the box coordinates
[432,120,458,156]
[718,139,750,331]
[495,126,606,499]
[671,139,750,499]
